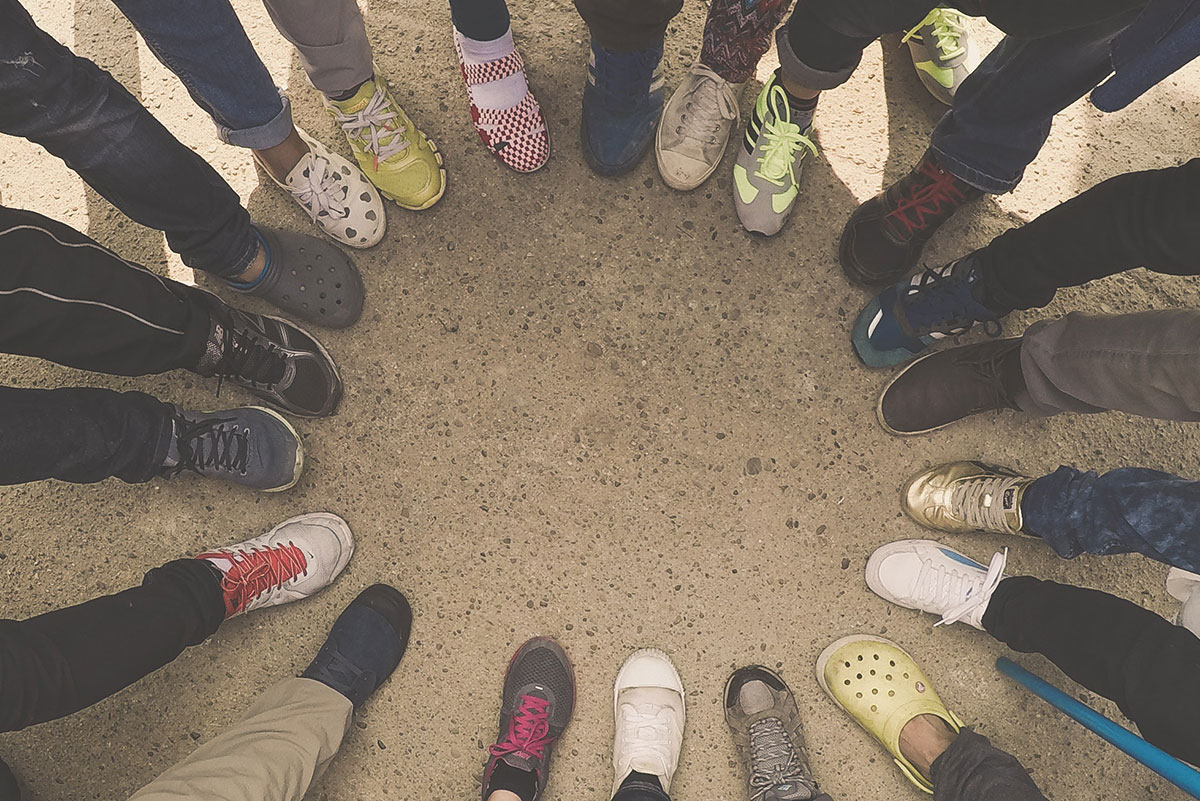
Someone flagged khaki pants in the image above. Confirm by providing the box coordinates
[129,679,352,801]
[260,0,374,95]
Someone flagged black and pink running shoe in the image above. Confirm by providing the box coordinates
[482,637,576,801]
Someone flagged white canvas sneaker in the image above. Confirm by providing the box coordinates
[656,63,741,191]
[866,539,1006,630]
[612,649,686,796]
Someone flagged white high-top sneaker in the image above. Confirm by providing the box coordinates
[611,649,686,796]
[866,539,1006,630]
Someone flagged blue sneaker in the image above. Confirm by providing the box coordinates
[852,253,1002,368]
[582,40,665,176]
[301,584,412,707]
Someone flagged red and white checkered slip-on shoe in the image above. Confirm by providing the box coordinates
[457,43,550,173]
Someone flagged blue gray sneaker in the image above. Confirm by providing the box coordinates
[162,406,304,492]
[582,40,665,176]
[852,253,1002,368]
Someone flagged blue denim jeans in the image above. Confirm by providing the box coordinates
[1024,466,1200,573]
[0,0,255,277]
[106,0,293,149]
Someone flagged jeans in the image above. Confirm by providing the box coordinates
[612,775,671,801]
[573,0,684,51]
[776,0,1146,192]
[0,0,256,278]
[0,558,224,733]
[1023,466,1200,573]
[0,206,216,376]
[983,576,1200,766]
[450,0,512,41]
[977,160,1200,312]
[931,729,1047,801]
[0,386,174,485]
[106,0,292,149]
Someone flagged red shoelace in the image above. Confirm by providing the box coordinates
[490,694,552,760]
[887,161,970,236]
[198,544,308,618]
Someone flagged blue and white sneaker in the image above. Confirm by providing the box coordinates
[582,40,666,176]
[852,253,1002,368]
[866,540,1006,630]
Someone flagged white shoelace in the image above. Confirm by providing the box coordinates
[913,548,1007,627]
[617,703,676,774]
[950,476,1026,533]
[331,84,410,163]
[290,153,348,224]
[676,65,738,145]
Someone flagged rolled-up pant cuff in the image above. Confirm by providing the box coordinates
[216,90,294,150]
[775,25,858,90]
[930,139,1020,194]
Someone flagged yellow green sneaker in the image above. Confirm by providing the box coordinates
[324,73,446,210]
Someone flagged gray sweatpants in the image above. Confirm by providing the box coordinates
[260,0,374,96]
[1018,309,1200,421]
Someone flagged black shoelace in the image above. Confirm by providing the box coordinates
[213,321,288,396]
[167,415,250,477]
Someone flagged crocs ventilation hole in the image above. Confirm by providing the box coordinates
[856,674,862,680]
[873,654,880,660]
[870,705,878,713]
[886,674,893,681]
[870,670,876,676]
[844,680,851,686]
[888,690,895,697]
[856,692,863,699]
[890,661,896,667]
[844,662,851,668]
[871,688,878,695]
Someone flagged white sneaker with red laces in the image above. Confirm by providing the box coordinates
[196,512,354,618]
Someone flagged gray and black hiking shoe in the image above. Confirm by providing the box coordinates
[725,666,829,801]
[198,306,343,418]
[482,637,576,801]
[162,406,304,492]
[902,7,976,106]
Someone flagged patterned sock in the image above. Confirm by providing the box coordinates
[455,27,527,111]
[775,69,818,130]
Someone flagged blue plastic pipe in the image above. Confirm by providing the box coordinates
[996,657,1200,799]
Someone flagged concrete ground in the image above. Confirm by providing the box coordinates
[2,1,1199,799]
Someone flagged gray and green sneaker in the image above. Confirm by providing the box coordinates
[902,7,976,105]
[733,76,818,236]
[724,666,830,801]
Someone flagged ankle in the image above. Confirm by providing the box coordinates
[254,128,309,181]
[326,77,370,102]
[776,71,820,101]
[485,761,538,801]
[898,714,957,779]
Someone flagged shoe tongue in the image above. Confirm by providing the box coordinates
[497,751,539,774]
[332,79,377,114]
[760,784,815,801]
[737,682,775,715]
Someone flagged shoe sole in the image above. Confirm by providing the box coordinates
[380,138,449,210]
[851,295,928,369]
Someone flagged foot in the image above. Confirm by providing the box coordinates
[816,635,963,793]
[903,8,977,106]
[225,226,364,329]
[582,40,666,176]
[455,31,549,173]
[877,337,1023,436]
[852,252,1004,368]
[301,584,412,707]
[1167,568,1200,637]
[840,149,982,287]
[656,62,741,191]
[733,74,817,236]
[612,649,685,795]
[162,405,303,492]
[903,461,1033,536]
[196,512,354,618]
[482,638,576,801]
[724,666,825,801]
[255,128,385,248]
[866,539,1006,629]
[325,73,447,210]
[198,304,344,418]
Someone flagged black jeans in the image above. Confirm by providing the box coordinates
[984,576,1200,766]
[0,558,224,733]
[977,159,1200,311]
[0,206,215,376]
[931,728,1047,801]
[572,0,683,51]
[0,0,255,278]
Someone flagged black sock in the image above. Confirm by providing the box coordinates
[487,761,538,801]
[619,771,663,792]
[774,69,819,127]
[327,78,370,102]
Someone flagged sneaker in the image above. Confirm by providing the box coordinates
[482,637,576,801]
[903,461,1033,537]
[612,649,685,795]
[255,128,384,249]
[815,635,963,793]
[199,306,344,419]
[656,62,741,191]
[196,512,354,618]
[325,73,447,210]
[724,666,827,801]
[877,337,1023,436]
[840,149,982,287]
[902,8,977,106]
[733,75,818,236]
[301,584,412,707]
[866,539,1007,629]
[851,253,1003,368]
[455,37,550,174]
[162,405,304,492]
[1167,568,1200,637]
[582,40,666,176]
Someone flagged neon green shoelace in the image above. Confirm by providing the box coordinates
[902,8,967,60]
[754,86,818,187]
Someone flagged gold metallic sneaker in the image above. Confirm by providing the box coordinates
[902,461,1033,537]
[324,73,446,210]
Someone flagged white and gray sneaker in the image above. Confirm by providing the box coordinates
[196,512,354,618]
[656,62,742,191]
[256,128,385,249]
[1167,568,1200,637]
[612,649,686,796]
[866,539,1006,630]
[902,7,978,105]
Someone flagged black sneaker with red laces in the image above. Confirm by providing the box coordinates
[840,149,982,288]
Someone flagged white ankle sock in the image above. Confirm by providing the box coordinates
[455,27,528,111]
